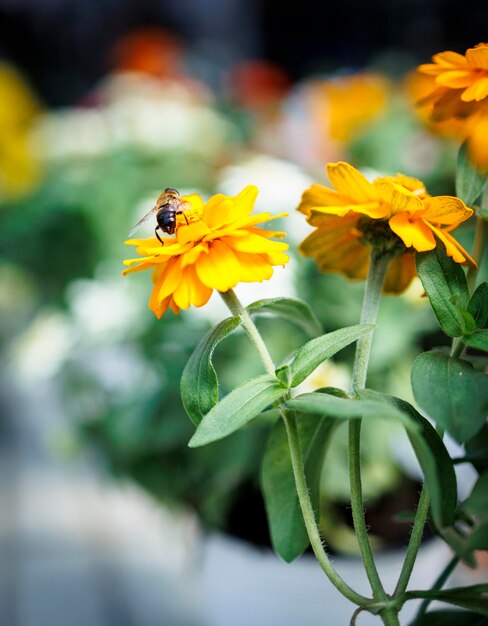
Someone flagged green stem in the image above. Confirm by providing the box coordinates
[220,289,276,376]
[349,251,391,602]
[393,486,430,597]
[283,410,370,606]
[220,288,369,607]
[412,555,459,623]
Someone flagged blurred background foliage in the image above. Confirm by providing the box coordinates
[1,3,486,554]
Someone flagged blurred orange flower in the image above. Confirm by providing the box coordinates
[298,162,475,293]
[416,43,488,172]
[310,74,389,144]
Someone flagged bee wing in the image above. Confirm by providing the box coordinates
[128,206,158,237]
[175,200,193,213]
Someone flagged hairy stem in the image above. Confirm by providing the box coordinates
[394,486,430,597]
[349,251,391,601]
[220,288,369,607]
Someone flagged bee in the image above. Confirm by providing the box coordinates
[128,188,191,244]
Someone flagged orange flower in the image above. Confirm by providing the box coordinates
[298,162,475,293]
[124,187,289,318]
[416,43,488,171]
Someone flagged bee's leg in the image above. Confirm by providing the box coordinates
[155,227,165,245]
[183,213,189,225]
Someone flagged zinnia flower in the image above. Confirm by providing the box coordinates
[123,186,289,317]
[298,162,475,293]
[416,43,488,171]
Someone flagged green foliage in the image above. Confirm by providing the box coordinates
[247,297,322,337]
[287,391,417,431]
[411,610,488,626]
[463,471,488,521]
[188,374,287,447]
[406,584,488,616]
[416,247,471,337]
[180,316,241,425]
[358,390,457,528]
[456,142,488,206]
[464,329,488,352]
[287,325,371,386]
[412,351,488,443]
[466,283,488,328]
[261,412,337,562]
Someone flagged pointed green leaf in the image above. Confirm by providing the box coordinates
[411,609,488,626]
[407,584,488,616]
[463,471,488,520]
[416,247,469,337]
[359,390,457,528]
[181,316,241,425]
[275,364,292,388]
[288,325,371,387]
[262,412,337,562]
[247,297,322,337]
[467,282,488,328]
[188,374,287,447]
[468,521,488,550]
[412,351,488,443]
[286,392,419,432]
[456,141,488,206]
[464,329,488,352]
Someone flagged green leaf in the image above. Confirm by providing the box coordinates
[465,425,488,472]
[468,520,488,550]
[412,351,488,443]
[181,316,241,425]
[456,141,488,206]
[467,282,488,328]
[286,391,419,432]
[407,584,488,616]
[261,412,337,562]
[416,247,469,337]
[288,325,371,387]
[247,297,322,337]
[358,389,457,528]
[464,329,488,352]
[411,609,488,626]
[463,471,488,520]
[275,364,292,388]
[188,374,287,447]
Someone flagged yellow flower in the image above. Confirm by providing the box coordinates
[298,162,475,293]
[123,186,289,317]
[416,43,488,171]
[0,63,42,197]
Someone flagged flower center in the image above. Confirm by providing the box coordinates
[357,217,407,256]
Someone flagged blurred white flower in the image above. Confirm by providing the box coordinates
[67,275,148,343]
[218,154,314,244]
[10,311,76,384]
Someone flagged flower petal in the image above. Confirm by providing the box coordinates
[466,45,488,70]
[435,70,477,89]
[383,254,416,294]
[298,183,353,215]
[461,76,488,102]
[231,251,274,282]
[221,233,288,254]
[172,265,212,309]
[421,196,473,224]
[195,240,243,292]
[327,162,378,202]
[428,224,477,266]
[376,180,424,215]
[389,213,436,251]
[432,51,468,67]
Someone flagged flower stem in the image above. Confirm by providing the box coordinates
[393,486,430,597]
[220,289,276,376]
[349,251,391,601]
[220,288,370,607]
[282,410,370,606]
